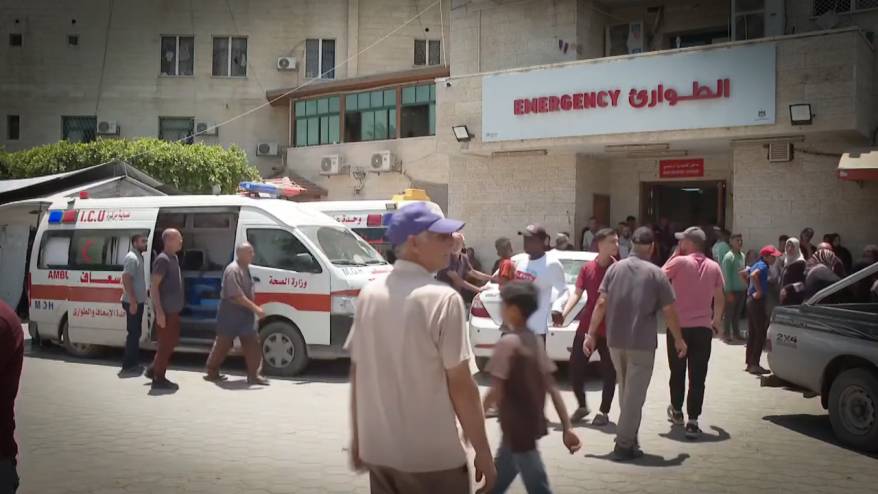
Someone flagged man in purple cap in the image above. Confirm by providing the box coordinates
[510,225,568,340]
[345,203,496,494]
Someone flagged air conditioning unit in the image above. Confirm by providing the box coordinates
[256,142,278,156]
[605,21,644,57]
[370,151,395,173]
[195,121,218,136]
[276,56,297,71]
[320,155,341,175]
[96,120,119,135]
[768,142,794,163]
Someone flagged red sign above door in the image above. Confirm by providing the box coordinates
[659,158,704,178]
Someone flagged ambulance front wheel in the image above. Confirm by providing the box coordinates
[61,319,102,358]
[260,321,309,377]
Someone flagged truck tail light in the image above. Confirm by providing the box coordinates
[471,295,490,318]
[366,214,382,227]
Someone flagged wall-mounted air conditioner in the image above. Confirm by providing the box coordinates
[370,151,395,173]
[97,120,119,135]
[320,155,341,175]
[767,142,794,162]
[277,56,297,71]
[195,121,218,136]
[256,142,278,156]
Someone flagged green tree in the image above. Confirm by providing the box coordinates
[0,138,261,193]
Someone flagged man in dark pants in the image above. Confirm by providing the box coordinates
[0,300,23,494]
[746,245,782,375]
[120,233,148,375]
[559,228,618,426]
[146,228,185,391]
[662,227,725,439]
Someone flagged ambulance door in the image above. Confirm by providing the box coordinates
[239,215,330,346]
[29,224,74,342]
[65,207,157,347]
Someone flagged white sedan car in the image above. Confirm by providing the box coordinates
[470,250,598,367]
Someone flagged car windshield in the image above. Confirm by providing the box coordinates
[299,225,387,267]
[559,259,587,285]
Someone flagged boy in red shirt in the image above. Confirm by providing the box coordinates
[559,228,619,426]
[493,237,517,287]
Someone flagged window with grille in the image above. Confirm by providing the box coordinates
[159,117,195,144]
[345,89,397,142]
[414,40,441,66]
[400,84,436,138]
[294,96,340,147]
[212,36,247,77]
[733,0,765,41]
[161,36,194,76]
[62,116,97,143]
[305,39,336,79]
[813,0,878,15]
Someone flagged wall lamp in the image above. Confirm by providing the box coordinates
[789,103,813,125]
[452,125,472,142]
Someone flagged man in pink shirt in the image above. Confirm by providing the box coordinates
[662,227,725,439]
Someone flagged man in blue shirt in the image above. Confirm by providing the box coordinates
[745,245,782,375]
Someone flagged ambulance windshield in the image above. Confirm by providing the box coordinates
[299,225,387,267]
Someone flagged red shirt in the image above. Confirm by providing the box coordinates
[0,300,23,460]
[575,258,614,337]
[497,258,516,285]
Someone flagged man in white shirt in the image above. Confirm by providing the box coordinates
[511,224,569,337]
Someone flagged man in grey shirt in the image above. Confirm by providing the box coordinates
[585,227,687,461]
[120,233,149,374]
[204,243,268,386]
[147,228,185,391]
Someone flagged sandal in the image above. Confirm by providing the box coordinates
[203,373,229,382]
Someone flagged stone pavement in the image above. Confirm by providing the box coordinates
[14,331,877,494]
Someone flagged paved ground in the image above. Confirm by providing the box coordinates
[14,328,877,494]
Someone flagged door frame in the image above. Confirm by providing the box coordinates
[640,180,727,229]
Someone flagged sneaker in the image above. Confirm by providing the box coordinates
[150,378,179,391]
[119,364,144,376]
[754,365,771,375]
[203,373,229,383]
[747,365,770,375]
[144,366,155,380]
[611,445,644,462]
[591,413,610,426]
[570,406,591,423]
[685,421,703,440]
[667,405,684,425]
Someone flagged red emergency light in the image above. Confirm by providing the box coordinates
[366,214,383,227]
[61,210,78,223]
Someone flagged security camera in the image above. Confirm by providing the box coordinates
[445,80,452,87]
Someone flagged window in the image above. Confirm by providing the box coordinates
[813,0,878,16]
[305,39,336,79]
[159,117,195,144]
[9,33,22,47]
[295,96,340,147]
[161,35,194,76]
[400,83,436,138]
[67,35,79,46]
[62,116,97,143]
[212,36,247,77]
[733,0,764,41]
[344,89,397,142]
[414,39,441,66]
[299,226,385,267]
[6,115,20,141]
[39,229,148,270]
[246,229,322,273]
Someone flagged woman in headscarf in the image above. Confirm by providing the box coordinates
[803,245,849,303]
[779,237,807,305]
[799,227,817,260]
[823,233,853,274]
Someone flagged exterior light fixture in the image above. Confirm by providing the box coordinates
[789,104,813,125]
[452,125,471,142]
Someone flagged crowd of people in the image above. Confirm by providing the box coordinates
[348,203,878,493]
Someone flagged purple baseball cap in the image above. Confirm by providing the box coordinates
[386,202,465,247]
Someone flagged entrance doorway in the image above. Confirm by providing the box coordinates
[640,181,726,229]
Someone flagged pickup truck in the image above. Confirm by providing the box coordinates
[767,262,878,452]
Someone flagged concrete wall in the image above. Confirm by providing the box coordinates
[448,152,578,269]
[449,0,578,76]
[356,0,449,76]
[574,154,610,244]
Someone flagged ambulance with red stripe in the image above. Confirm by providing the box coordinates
[28,194,391,376]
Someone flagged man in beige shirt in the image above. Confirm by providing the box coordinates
[346,203,495,494]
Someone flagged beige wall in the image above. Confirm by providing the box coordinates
[574,154,610,244]
[733,143,878,255]
[0,0,449,177]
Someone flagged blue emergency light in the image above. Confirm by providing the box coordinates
[47,210,63,224]
[382,213,393,226]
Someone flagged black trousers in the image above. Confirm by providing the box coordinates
[569,332,616,414]
[746,297,768,366]
[667,327,713,420]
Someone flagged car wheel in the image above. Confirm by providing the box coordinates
[61,319,102,358]
[828,368,878,452]
[260,321,309,377]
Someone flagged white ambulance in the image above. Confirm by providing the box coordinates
[300,189,443,260]
[27,195,391,376]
